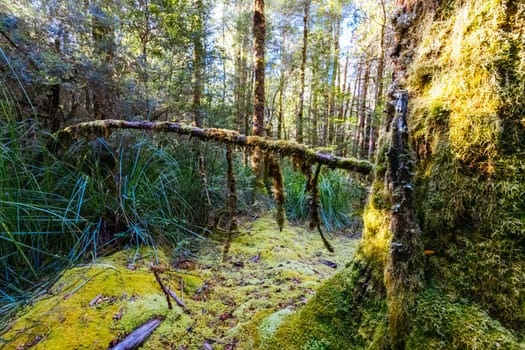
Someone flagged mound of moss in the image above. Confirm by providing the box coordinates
[0,216,358,349]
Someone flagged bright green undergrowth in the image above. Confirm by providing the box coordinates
[0,216,359,349]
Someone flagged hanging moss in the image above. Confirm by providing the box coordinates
[302,164,334,253]
[222,145,239,262]
[267,154,285,231]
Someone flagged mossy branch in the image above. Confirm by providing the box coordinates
[304,164,334,253]
[267,154,285,231]
[55,119,373,175]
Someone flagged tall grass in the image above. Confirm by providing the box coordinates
[283,163,366,232]
[0,104,92,314]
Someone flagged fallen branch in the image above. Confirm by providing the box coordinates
[55,119,373,175]
[109,316,164,350]
[168,288,186,308]
[152,269,172,310]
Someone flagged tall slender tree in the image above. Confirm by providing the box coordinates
[192,0,205,127]
[251,0,266,195]
[252,0,265,138]
[296,0,310,144]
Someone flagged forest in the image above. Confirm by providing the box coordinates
[0,0,524,349]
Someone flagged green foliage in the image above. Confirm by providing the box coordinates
[0,100,254,323]
[0,114,91,314]
[283,164,365,231]
[63,134,210,249]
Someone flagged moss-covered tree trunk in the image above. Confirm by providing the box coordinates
[251,0,266,196]
[296,0,309,144]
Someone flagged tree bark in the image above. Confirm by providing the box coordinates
[328,15,340,147]
[369,0,387,158]
[192,0,205,128]
[357,58,370,158]
[252,0,266,195]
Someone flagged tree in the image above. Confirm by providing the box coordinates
[252,0,265,138]
[296,0,310,144]
[191,0,205,127]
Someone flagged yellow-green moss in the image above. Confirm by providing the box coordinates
[1,215,358,349]
[263,260,387,350]
[406,0,525,336]
[0,247,192,350]
[407,288,525,350]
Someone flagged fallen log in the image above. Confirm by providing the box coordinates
[55,119,373,175]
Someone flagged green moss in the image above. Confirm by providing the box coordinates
[406,0,525,336]
[266,259,387,350]
[0,247,189,350]
[1,216,359,349]
[407,288,525,349]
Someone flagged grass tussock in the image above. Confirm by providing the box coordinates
[0,99,252,324]
[283,164,366,233]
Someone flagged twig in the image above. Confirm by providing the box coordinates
[168,288,185,308]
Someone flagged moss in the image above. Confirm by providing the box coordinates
[0,247,191,350]
[406,0,525,337]
[265,259,388,350]
[2,216,359,349]
[407,288,525,349]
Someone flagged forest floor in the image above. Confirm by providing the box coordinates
[0,214,359,350]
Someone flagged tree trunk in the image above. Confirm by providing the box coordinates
[90,4,115,120]
[328,16,340,147]
[192,0,205,128]
[311,84,318,147]
[353,60,364,155]
[357,58,370,158]
[277,75,286,140]
[296,0,310,144]
[252,0,265,138]
[252,0,266,195]
[369,0,387,158]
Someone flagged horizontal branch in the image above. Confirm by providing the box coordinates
[55,119,373,175]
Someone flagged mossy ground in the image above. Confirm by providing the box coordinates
[0,215,358,349]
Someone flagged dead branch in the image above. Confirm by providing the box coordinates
[55,119,373,175]
[109,316,164,350]
[168,288,186,308]
[152,269,173,310]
